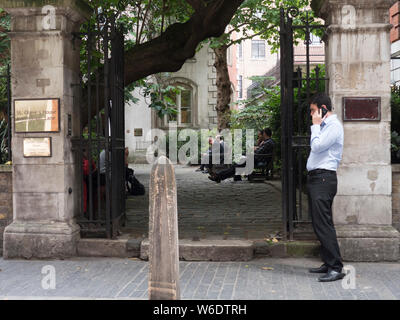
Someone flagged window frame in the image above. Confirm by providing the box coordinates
[163,84,193,127]
[238,75,243,100]
[237,42,243,60]
[251,40,266,60]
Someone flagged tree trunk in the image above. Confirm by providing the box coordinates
[213,45,232,131]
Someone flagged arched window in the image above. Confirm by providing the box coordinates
[160,78,198,128]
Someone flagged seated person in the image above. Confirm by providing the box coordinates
[255,130,264,149]
[254,128,274,166]
[208,128,274,183]
[196,136,213,172]
[196,135,224,173]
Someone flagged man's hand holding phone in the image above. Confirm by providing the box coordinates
[312,107,328,125]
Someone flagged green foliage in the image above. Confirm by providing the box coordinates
[0,10,10,119]
[78,1,196,117]
[209,0,318,50]
[231,65,326,175]
[391,131,400,162]
[0,8,10,66]
[141,81,181,118]
[0,8,10,164]
[391,87,400,133]
[391,87,400,163]
[0,65,9,116]
[0,118,9,164]
[207,0,319,131]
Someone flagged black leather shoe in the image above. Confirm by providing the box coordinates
[208,175,221,183]
[309,265,329,273]
[318,270,345,282]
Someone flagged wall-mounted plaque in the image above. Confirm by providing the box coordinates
[343,97,381,121]
[23,137,52,157]
[134,128,143,136]
[15,98,60,133]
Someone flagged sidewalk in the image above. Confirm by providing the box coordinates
[0,257,399,300]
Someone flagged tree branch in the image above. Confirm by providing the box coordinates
[124,0,244,86]
[138,0,152,44]
[135,1,142,44]
[82,0,244,127]
[185,0,206,11]
[161,0,166,34]
[227,26,275,49]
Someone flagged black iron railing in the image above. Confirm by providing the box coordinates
[280,8,328,240]
[72,13,126,239]
[0,65,11,164]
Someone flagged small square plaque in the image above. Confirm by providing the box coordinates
[23,137,52,157]
[343,97,381,121]
[134,128,143,136]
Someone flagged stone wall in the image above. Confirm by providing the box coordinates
[312,0,399,261]
[207,47,218,128]
[0,165,12,255]
[392,164,400,232]
[1,1,89,259]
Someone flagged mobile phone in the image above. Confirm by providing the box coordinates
[320,106,328,118]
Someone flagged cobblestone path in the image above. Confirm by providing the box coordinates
[124,164,283,240]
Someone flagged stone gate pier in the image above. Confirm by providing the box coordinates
[1,0,91,258]
[312,0,400,261]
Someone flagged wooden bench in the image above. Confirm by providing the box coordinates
[247,153,274,182]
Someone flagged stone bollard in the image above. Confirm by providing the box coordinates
[148,156,180,300]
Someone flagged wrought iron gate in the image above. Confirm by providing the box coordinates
[280,8,327,240]
[0,65,11,164]
[73,13,126,239]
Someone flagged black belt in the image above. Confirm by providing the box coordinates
[308,169,336,176]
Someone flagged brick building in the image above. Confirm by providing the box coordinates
[390,1,400,85]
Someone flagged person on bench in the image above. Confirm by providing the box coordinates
[254,128,274,167]
[196,135,225,173]
[256,129,264,148]
[208,128,274,183]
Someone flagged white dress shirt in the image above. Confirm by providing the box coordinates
[306,114,344,172]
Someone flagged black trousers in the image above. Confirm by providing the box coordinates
[216,159,267,181]
[307,171,343,272]
[215,159,252,180]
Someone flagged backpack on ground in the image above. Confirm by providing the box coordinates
[126,169,145,196]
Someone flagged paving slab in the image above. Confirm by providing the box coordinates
[1,257,399,300]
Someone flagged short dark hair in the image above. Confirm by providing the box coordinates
[310,93,332,111]
[263,128,272,137]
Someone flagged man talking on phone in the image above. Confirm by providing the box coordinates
[306,93,345,282]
